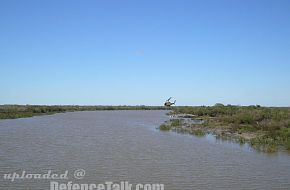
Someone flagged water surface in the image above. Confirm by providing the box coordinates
[0,110,290,189]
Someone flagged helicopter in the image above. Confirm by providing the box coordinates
[164,97,176,107]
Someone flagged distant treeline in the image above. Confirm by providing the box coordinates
[0,105,167,119]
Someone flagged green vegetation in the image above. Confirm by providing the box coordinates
[159,124,171,131]
[170,119,182,126]
[162,104,290,153]
[189,129,206,137]
[159,118,206,137]
[0,105,167,120]
[159,119,181,131]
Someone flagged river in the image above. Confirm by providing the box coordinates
[0,110,289,189]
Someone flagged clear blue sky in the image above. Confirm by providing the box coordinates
[0,0,290,106]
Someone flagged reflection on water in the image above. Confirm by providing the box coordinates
[0,110,290,190]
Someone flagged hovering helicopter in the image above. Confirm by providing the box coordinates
[164,97,176,107]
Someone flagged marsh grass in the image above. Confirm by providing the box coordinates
[190,129,206,137]
[170,119,182,127]
[159,119,183,131]
[172,105,290,153]
[159,124,171,131]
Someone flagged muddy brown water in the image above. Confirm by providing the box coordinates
[0,110,290,189]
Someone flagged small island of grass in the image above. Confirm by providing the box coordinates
[159,104,290,153]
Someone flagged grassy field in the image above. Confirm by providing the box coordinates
[0,105,167,120]
[160,104,290,153]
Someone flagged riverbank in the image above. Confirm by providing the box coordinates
[159,105,290,153]
[0,105,167,120]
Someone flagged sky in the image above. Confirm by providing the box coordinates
[0,0,290,106]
